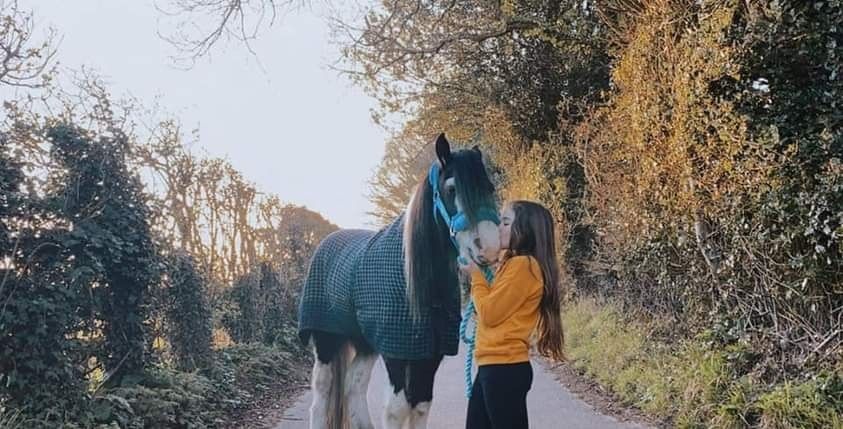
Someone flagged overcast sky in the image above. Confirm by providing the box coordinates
[23,0,388,228]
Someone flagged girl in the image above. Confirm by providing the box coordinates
[464,200,565,429]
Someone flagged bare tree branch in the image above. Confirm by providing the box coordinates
[0,0,59,88]
[156,0,309,67]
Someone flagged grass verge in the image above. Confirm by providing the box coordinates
[563,298,842,428]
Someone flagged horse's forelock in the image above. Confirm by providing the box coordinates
[450,150,497,225]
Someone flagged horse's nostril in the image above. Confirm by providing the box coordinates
[474,237,483,250]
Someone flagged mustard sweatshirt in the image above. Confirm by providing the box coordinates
[470,255,543,366]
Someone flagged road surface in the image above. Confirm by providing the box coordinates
[275,346,649,429]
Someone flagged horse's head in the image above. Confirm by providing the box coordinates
[404,133,501,313]
[428,134,501,266]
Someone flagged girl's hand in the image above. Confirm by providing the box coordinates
[458,255,478,274]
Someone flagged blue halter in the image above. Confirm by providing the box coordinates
[428,162,498,398]
[428,163,500,248]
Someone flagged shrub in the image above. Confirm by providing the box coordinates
[222,262,299,347]
[164,251,213,371]
[569,0,841,374]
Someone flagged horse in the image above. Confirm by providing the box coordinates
[297,133,501,429]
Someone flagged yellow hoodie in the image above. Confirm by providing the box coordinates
[470,255,543,366]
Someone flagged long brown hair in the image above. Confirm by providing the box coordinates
[501,200,565,361]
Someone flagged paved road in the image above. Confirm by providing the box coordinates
[275,346,649,429]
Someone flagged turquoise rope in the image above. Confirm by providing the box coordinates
[430,161,500,398]
[460,265,495,398]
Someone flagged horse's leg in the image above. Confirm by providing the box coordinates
[345,341,377,429]
[406,356,443,429]
[309,331,348,429]
[309,352,332,427]
[382,358,411,429]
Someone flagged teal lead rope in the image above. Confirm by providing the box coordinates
[428,160,500,399]
[459,263,496,398]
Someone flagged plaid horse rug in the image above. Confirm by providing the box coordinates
[298,215,461,360]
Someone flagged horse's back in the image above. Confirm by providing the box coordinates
[298,228,376,343]
[298,216,460,360]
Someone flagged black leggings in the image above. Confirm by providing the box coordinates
[466,362,533,429]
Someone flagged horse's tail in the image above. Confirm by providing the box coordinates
[326,343,351,429]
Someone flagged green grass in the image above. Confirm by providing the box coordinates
[757,377,843,429]
[562,298,843,428]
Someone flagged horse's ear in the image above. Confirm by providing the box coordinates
[435,133,451,166]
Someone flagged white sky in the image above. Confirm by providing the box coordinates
[24,0,388,229]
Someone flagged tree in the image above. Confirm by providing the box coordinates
[48,123,160,384]
[134,120,339,287]
[367,130,433,225]
[338,1,610,284]
[134,127,261,287]
[0,130,88,416]
[223,203,335,344]
[334,0,609,140]
[0,0,58,88]
[255,200,336,310]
